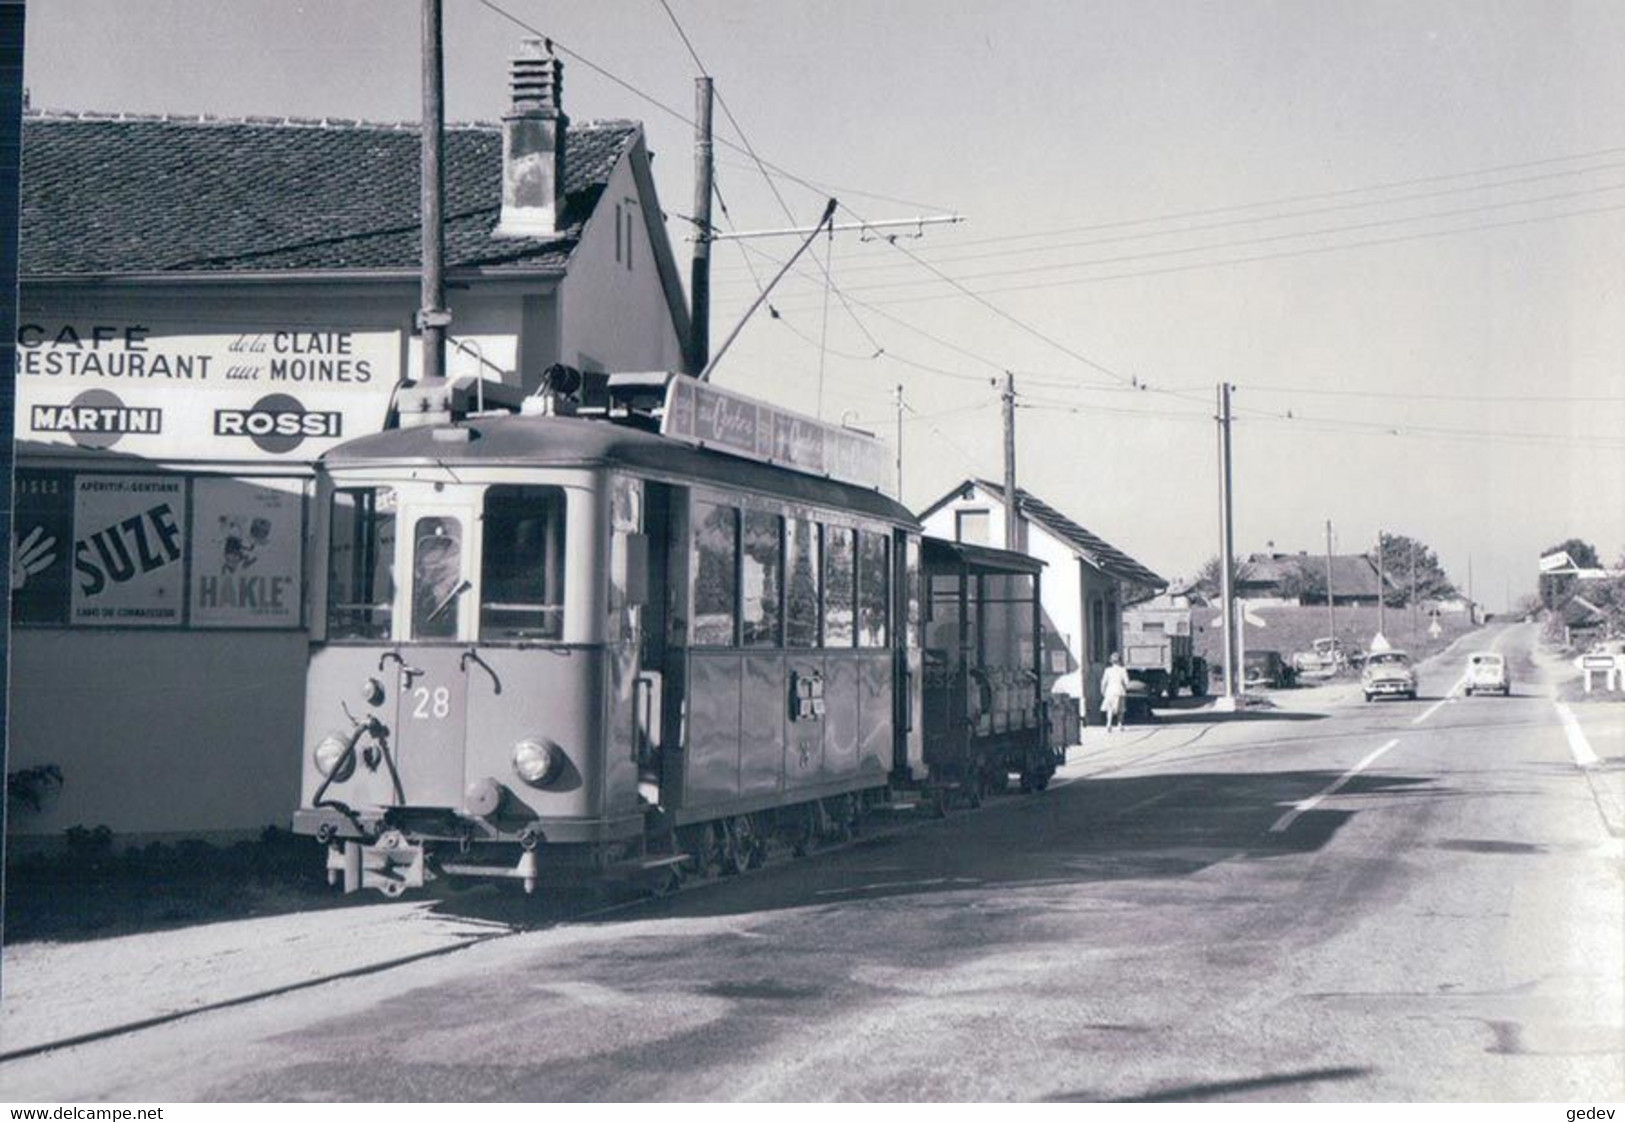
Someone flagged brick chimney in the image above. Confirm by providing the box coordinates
[495,40,568,238]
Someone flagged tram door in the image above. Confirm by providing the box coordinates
[894,531,924,780]
[638,482,682,808]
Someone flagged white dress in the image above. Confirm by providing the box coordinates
[1101,665,1131,713]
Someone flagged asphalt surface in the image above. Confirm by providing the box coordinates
[3,622,1621,1102]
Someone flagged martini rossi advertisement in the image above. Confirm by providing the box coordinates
[15,321,401,460]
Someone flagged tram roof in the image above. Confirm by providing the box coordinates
[323,413,917,525]
[921,535,1046,575]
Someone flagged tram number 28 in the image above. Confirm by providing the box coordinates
[411,686,452,720]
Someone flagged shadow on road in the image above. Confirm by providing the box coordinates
[425,765,1441,929]
[1048,1064,1373,1102]
[1144,709,1330,726]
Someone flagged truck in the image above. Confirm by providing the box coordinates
[1122,604,1209,702]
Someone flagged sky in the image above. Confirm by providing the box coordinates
[21,0,1625,610]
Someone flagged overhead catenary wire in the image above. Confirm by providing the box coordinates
[710,155,1625,277]
[816,200,1625,309]
[484,0,1625,464]
[761,181,1625,300]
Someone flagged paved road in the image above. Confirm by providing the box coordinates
[4,623,1621,1101]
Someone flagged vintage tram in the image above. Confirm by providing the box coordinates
[294,371,1059,896]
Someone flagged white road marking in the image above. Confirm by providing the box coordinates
[1554,701,1601,768]
[1412,684,1462,726]
[1269,738,1401,834]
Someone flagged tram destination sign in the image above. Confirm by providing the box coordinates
[661,377,894,495]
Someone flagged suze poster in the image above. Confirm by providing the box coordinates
[70,475,187,626]
[189,478,304,629]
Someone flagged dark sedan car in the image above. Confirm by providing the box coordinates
[1243,649,1297,689]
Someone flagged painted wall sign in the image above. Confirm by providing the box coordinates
[662,377,893,495]
[70,475,187,626]
[16,322,400,459]
[11,468,76,625]
[190,478,305,629]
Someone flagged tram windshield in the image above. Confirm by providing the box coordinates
[328,487,397,640]
[479,485,567,641]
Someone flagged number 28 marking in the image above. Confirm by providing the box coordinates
[411,686,451,720]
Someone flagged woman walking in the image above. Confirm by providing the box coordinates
[1101,651,1131,732]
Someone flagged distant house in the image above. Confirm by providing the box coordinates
[918,479,1164,721]
[1560,595,1608,647]
[1236,551,1396,607]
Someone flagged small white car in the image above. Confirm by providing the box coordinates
[1362,650,1417,702]
[1463,652,1510,697]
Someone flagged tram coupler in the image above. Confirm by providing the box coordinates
[326,830,428,897]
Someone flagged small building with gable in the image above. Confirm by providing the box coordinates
[918,479,1164,722]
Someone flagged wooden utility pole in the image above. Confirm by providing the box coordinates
[418,0,449,395]
[1324,519,1336,648]
[1002,372,1018,550]
[1376,530,1387,637]
[894,384,904,498]
[1409,538,1418,638]
[1217,382,1238,702]
[688,76,714,376]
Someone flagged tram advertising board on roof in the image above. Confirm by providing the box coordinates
[662,375,894,495]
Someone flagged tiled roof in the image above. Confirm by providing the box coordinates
[970,479,1165,589]
[20,112,639,275]
[1239,552,1392,597]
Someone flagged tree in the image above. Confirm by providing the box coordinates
[1277,561,1326,603]
[1539,537,1601,609]
[1194,554,1237,599]
[1369,533,1455,606]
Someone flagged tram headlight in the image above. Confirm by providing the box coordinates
[313,732,354,781]
[512,737,563,787]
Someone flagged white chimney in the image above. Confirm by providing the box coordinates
[495,40,568,238]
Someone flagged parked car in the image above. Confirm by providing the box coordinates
[1243,649,1297,689]
[1463,652,1510,697]
[1362,650,1416,701]
[1292,636,1346,677]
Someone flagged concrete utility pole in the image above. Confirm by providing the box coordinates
[1002,372,1018,550]
[1324,519,1336,648]
[1217,382,1238,703]
[417,0,450,400]
[894,384,904,498]
[1376,530,1387,637]
[688,76,714,376]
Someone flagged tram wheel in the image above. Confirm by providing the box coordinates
[789,804,817,857]
[722,815,761,875]
[681,824,723,879]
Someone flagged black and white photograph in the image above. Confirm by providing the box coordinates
[2,0,1623,1106]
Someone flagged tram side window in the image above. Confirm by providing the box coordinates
[823,525,856,647]
[741,510,783,647]
[785,517,821,648]
[692,501,738,646]
[328,487,396,640]
[480,485,566,641]
[857,529,889,648]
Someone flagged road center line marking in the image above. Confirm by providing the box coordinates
[1554,701,1600,768]
[1269,738,1401,834]
[1412,679,1464,725]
